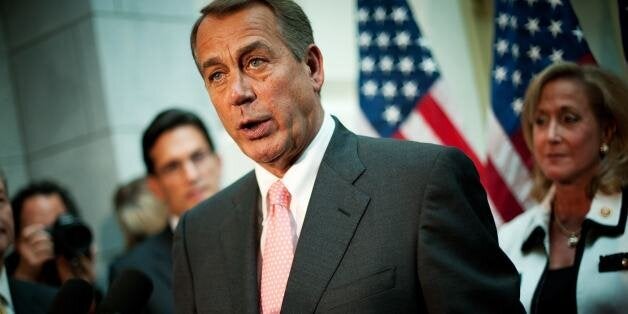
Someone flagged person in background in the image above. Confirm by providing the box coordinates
[173,1,524,313]
[499,62,628,314]
[113,176,168,251]
[109,108,222,314]
[7,180,95,287]
[0,168,57,313]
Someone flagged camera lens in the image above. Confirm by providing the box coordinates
[51,213,93,259]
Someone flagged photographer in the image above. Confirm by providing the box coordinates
[6,180,95,287]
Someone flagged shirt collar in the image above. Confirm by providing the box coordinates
[255,113,335,220]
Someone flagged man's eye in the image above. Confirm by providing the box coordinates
[209,71,224,82]
[249,58,265,68]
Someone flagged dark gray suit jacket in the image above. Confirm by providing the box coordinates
[174,121,524,313]
[109,228,173,314]
[9,278,57,314]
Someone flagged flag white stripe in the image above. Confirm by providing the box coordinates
[487,112,535,208]
[398,107,441,144]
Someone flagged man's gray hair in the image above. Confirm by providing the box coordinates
[190,0,314,73]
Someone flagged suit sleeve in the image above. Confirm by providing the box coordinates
[416,147,524,313]
[173,212,197,314]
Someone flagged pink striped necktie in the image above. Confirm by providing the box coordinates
[260,180,294,314]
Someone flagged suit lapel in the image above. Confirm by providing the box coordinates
[219,172,261,313]
[282,121,370,313]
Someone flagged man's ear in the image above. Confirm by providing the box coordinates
[304,44,324,93]
[146,176,165,201]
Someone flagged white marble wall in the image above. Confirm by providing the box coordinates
[0,16,29,194]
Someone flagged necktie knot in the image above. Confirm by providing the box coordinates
[268,180,291,210]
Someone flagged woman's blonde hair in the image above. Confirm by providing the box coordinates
[521,62,628,201]
[114,177,168,249]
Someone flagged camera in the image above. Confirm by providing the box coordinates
[48,213,93,259]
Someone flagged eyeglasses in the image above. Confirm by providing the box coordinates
[155,149,216,179]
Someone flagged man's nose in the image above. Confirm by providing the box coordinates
[181,160,200,182]
[229,71,255,106]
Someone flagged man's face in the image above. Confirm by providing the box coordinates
[194,3,324,177]
[148,125,221,216]
[21,193,67,229]
[0,180,15,256]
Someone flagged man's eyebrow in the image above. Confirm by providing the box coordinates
[201,41,272,70]
[201,57,222,70]
[236,41,272,58]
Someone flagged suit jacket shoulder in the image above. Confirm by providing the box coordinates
[109,228,174,314]
[9,278,57,314]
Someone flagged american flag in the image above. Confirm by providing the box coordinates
[485,0,595,223]
[356,0,485,186]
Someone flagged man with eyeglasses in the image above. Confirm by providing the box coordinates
[109,108,221,314]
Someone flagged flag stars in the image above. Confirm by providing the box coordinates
[376,32,390,49]
[420,58,437,75]
[509,16,518,29]
[398,57,414,75]
[547,0,563,9]
[527,45,542,62]
[512,98,524,114]
[402,81,419,99]
[550,49,564,62]
[382,81,397,99]
[417,37,430,49]
[512,44,520,58]
[359,32,372,48]
[512,70,522,86]
[495,39,509,56]
[497,13,510,29]
[572,27,583,42]
[379,56,394,72]
[357,8,369,23]
[525,0,538,6]
[494,66,508,83]
[374,7,387,22]
[394,31,412,49]
[525,18,540,36]
[549,20,562,37]
[360,56,375,73]
[391,7,408,24]
[383,105,402,125]
[361,80,378,97]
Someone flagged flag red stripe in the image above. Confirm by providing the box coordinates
[416,93,484,176]
[484,159,524,222]
[578,52,596,65]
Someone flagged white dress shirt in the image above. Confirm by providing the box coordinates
[255,113,335,252]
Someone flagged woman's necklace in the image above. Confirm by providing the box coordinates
[553,213,581,248]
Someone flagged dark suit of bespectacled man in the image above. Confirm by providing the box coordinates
[109,108,222,314]
[174,0,525,313]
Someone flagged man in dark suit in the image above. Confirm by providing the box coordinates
[174,0,525,313]
[0,168,57,313]
[109,109,222,314]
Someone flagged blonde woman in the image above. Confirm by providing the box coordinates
[499,63,628,314]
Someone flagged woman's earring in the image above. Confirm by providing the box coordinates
[600,143,609,154]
